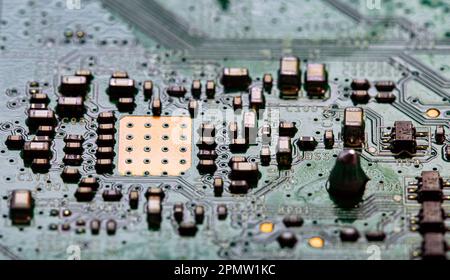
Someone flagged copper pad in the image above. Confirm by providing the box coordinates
[118,116,192,176]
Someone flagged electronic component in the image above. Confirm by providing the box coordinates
[30,93,49,104]
[36,126,55,138]
[75,69,93,82]
[217,204,228,220]
[324,130,335,149]
[95,158,114,174]
[191,80,202,98]
[97,111,116,124]
[297,136,318,150]
[5,135,25,150]
[96,134,115,147]
[143,80,153,99]
[97,123,116,135]
[263,73,273,91]
[128,190,139,209]
[117,97,135,112]
[197,137,216,149]
[419,201,446,233]
[365,231,386,242]
[343,107,365,148]
[279,121,296,137]
[194,205,205,224]
[146,189,163,228]
[173,203,184,223]
[375,92,396,103]
[27,109,56,128]
[228,121,239,140]
[31,158,50,172]
[63,154,82,166]
[351,90,370,104]
[213,177,224,197]
[304,63,328,97]
[351,79,371,91]
[243,110,257,144]
[197,159,217,174]
[230,162,259,182]
[233,96,243,110]
[200,123,215,137]
[151,96,162,116]
[96,147,115,159]
[277,231,297,248]
[9,190,34,225]
[374,80,396,92]
[283,215,304,227]
[197,149,217,160]
[64,134,84,143]
[30,103,47,110]
[102,189,123,202]
[57,96,85,117]
[106,219,117,235]
[60,75,89,96]
[229,138,248,152]
[206,80,216,99]
[340,227,360,242]
[276,137,292,168]
[435,126,445,144]
[221,68,251,91]
[390,121,417,155]
[421,233,447,260]
[61,167,81,183]
[166,85,187,97]
[446,146,450,160]
[90,220,101,235]
[278,56,300,96]
[108,78,136,97]
[188,99,198,118]
[75,186,96,202]
[178,221,198,237]
[260,146,271,166]
[112,71,128,78]
[249,86,265,109]
[261,124,271,144]
[23,141,51,160]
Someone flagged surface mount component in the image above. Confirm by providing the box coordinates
[343,107,365,148]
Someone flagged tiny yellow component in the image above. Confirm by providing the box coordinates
[259,222,274,233]
[308,236,324,248]
[76,31,85,38]
[426,108,440,118]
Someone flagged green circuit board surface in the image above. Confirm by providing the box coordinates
[0,0,449,260]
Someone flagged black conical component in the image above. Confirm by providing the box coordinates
[328,149,369,205]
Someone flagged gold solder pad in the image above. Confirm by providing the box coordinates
[118,116,192,176]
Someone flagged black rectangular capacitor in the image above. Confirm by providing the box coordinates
[9,190,34,225]
[276,136,292,167]
[221,68,251,91]
[304,63,328,97]
[278,56,300,96]
[108,78,136,97]
[343,107,365,148]
[60,75,89,96]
